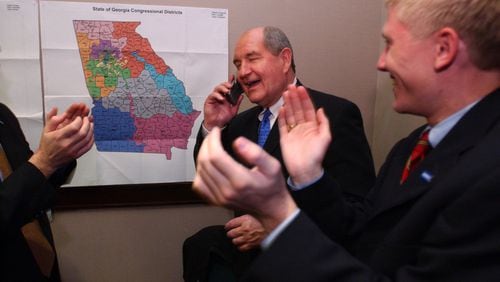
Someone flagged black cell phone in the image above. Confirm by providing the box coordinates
[226,79,243,105]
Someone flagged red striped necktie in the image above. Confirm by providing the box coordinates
[400,129,431,184]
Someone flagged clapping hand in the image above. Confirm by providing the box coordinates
[278,85,331,186]
[30,103,94,177]
[193,127,297,232]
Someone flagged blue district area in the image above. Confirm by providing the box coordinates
[92,100,145,152]
[132,52,193,114]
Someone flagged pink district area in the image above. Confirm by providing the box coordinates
[133,111,201,159]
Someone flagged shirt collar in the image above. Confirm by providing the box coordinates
[259,97,283,122]
[258,77,297,121]
[428,99,480,147]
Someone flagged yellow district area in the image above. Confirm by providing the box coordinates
[100,87,114,97]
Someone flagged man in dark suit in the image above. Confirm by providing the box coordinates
[0,103,94,281]
[193,0,500,280]
[184,26,375,281]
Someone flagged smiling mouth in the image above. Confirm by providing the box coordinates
[389,74,397,87]
[245,80,260,89]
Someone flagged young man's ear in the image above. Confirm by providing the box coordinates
[434,27,459,71]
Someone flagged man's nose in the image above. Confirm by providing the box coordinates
[376,51,387,72]
[238,61,251,78]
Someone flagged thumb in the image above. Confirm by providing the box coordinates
[232,136,281,177]
[44,107,65,132]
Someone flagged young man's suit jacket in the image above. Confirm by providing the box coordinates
[0,104,75,282]
[242,88,500,281]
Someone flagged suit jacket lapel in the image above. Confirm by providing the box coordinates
[263,123,280,154]
[374,88,500,215]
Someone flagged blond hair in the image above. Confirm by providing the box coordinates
[385,0,500,70]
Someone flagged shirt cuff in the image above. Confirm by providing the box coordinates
[201,122,226,138]
[287,169,325,191]
[261,208,301,250]
[201,122,211,138]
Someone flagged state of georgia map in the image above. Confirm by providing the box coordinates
[74,20,200,160]
[40,1,228,185]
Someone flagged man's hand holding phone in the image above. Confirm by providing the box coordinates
[226,79,244,105]
[202,75,244,131]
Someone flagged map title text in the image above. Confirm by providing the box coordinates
[92,6,183,15]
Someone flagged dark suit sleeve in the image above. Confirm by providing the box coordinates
[0,104,76,230]
[291,134,408,243]
[242,212,379,282]
[288,91,375,241]
[309,90,375,202]
[192,125,205,166]
[243,159,500,281]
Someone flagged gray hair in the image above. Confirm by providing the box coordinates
[263,26,296,73]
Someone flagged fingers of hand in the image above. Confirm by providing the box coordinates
[282,86,317,130]
[196,154,230,206]
[46,107,58,120]
[230,227,263,250]
[226,226,241,239]
[282,88,297,128]
[212,83,232,101]
[225,215,244,230]
[45,108,64,131]
[317,108,332,143]
[59,116,83,139]
[192,174,218,205]
[193,127,241,206]
[232,137,281,178]
[297,86,317,122]
[73,118,95,158]
[278,107,289,137]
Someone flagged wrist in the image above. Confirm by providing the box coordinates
[29,152,55,178]
[290,166,323,187]
[202,120,215,132]
[257,192,298,233]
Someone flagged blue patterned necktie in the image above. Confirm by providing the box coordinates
[257,109,272,147]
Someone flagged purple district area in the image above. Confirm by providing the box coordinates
[90,40,121,60]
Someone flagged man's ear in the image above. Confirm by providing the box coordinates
[279,47,293,73]
[434,27,459,71]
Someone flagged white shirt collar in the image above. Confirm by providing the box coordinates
[258,77,297,123]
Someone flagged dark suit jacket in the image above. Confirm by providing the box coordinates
[194,86,375,202]
[242,88,500,281]
[0,104,75,282]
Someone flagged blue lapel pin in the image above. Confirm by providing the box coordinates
[420,170,434,183]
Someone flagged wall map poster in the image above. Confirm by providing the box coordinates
[39,1,228,185]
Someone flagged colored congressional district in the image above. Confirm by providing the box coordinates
[73,20,200,159]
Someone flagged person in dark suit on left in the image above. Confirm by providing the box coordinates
[0,102,94,282]
[183,26,375,282]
